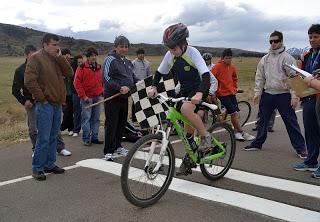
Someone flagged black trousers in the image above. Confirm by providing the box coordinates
[104,97,128,154]
[61,95,74,131]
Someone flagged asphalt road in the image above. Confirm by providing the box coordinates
[0,108,319,222]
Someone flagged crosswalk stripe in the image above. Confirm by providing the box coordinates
[76,159,320,222]
[133,151,320,199]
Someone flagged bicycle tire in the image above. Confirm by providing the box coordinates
[237,100,251,127]
[200,122,236,181]
[202,107,217,130]
[121,133,175,207]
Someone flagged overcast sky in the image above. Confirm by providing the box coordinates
[0,0,318,52]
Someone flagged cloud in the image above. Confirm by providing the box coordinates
[170,1,313,51]
[9,0,317,51]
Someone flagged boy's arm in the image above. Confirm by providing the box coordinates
[232,67,238,93]
[73,67,87,99]
[12,68,26,105]
[255,59,266,96]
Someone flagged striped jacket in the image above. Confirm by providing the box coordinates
[102,50,137,98]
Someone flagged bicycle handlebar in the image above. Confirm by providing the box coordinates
[155,93,218,111]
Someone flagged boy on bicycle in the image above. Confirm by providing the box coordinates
[148,23,212,175]
[211,49,255,141]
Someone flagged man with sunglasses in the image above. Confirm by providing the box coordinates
[245,31,307,159]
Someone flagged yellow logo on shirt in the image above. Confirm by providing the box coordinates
[184,66,191,71]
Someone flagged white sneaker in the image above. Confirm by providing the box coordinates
[103,153,114,161]
[116,147,128,156]
[32,152,34,158]
[235,132,245,141]
[68,131,74,136]
[58,149,72,156]
[242,132,255,141]
[72,133,79,137]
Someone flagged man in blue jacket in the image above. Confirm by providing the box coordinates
[102,35,138,161]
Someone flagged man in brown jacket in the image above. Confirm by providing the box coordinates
[25,33,73,181]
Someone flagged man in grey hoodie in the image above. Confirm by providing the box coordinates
[244,31,307,159]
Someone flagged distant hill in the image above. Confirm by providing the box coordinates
[0,23,265,57]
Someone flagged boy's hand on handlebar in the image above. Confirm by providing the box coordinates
[147,87,157,98]
[191,92,203,104]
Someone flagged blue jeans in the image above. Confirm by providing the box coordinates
[250,92,305,151]
[81,96,102,142]
[72,93,82,133]
[32,102,61,173]
[302,96,320,165]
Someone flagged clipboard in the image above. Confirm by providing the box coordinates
[284,63,313,78]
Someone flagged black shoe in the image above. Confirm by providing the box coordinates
[252,127,257,131]
[91,139,104,144]
[32,171,46,181]
[176,155,193,176]
[83,141,91,146]
[268,128,274,132]
[44,166,65,174]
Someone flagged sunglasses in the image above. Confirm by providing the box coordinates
[269,39,281,44]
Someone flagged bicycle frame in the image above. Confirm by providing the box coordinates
[144,94,227,173]
[166,107,226,164]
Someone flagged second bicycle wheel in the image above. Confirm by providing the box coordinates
[200,122,236,181]
[237,100,251,127]
[121,133,175,207]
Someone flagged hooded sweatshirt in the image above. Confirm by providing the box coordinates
[211,59,238,97]
[255,46,297,98]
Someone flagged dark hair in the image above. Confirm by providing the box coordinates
[114,35,130,47]
[85,47,98,57]
[24,45,37,55]
[308,24,320,35]
[270,30,283,41]
[222,48,233,58]
[61,48,71,55]
[71,55,83,72]
[136,48,145,55]
[42,33,59,46]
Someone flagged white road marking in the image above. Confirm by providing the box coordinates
[76,159,320,222]
[132,151,320,199]
[0,165,79,187]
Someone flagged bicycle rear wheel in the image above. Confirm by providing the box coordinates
[238,100,251,127]
[202,108,217,130]
[121,133,175,207]
[200,122,236,181]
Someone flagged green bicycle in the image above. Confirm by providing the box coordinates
[121,93,236,207]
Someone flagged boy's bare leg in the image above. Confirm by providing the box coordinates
[231,112,242,132]
[181,103,207,136]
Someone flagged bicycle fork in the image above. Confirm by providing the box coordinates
[144,129,169,174]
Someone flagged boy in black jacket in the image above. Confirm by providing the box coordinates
[12,45,37,151]
[102,35,138,161]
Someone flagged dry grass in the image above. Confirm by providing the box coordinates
[0,55,260,144]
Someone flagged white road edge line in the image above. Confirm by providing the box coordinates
[0,165,79,187]
[76,159,320,222]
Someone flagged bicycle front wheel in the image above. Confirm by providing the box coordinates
[121,133,175,207]
[200,122,236,181]
[238,100,251,127]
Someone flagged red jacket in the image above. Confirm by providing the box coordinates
[74,61,103,99]
[211,59,238,97]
